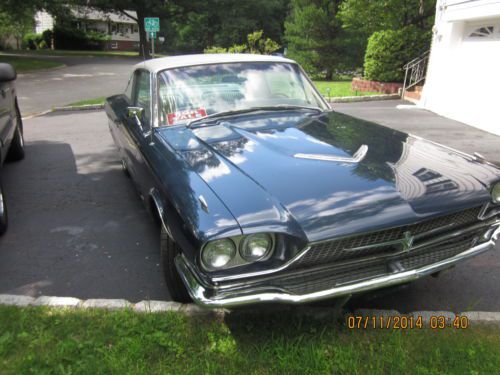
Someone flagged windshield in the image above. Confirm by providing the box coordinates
[157,62,327,126]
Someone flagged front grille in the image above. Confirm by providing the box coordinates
[273,226,487,295]
[292,206,482,269]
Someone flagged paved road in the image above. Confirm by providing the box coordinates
[0,103,498,312]
[11,54,140,115]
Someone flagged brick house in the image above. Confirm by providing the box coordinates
[35,8,140,51]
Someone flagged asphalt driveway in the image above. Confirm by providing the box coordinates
[11,54,140,116]
[0,102,498,312]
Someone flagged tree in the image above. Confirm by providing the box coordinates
[339,0,436,36]
[0,9,35,49]
[204,30,280,54]
[168,0,289,54]
[284,0,364,79]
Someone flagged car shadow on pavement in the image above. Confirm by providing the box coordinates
[0,140,169,302]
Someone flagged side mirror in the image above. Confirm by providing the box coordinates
[0,63,17,83]
[127,106,145,131]
[127,106,144,119]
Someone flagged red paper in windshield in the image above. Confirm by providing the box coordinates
[167,108,207,125]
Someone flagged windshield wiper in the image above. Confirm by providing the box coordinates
[187,105,323,127]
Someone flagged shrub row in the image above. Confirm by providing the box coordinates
[22,26,109,51]
[364,26,431,82]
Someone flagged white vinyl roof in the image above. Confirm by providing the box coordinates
[134,53,296,73]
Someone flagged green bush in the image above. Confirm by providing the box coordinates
[22,33,44,50]
[53,25,108,50]
[364,26,431,82]
[41,29,53,49]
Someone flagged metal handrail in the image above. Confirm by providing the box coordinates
[402,50,430,98]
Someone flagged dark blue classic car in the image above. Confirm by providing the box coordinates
[105,54,500,307]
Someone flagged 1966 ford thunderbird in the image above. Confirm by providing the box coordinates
[105,54,500,307]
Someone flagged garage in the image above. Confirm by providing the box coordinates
[421,0,500,135]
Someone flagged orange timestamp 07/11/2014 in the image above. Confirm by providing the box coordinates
[346,314,469,330]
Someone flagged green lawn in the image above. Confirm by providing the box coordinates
[0,305,499,375]
[313,80,382,98]
[0,55,64,73]
[67,80,381,108]
[67,97,107,106]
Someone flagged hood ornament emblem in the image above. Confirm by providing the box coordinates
[294,144,368,163]
[401,231,415,252]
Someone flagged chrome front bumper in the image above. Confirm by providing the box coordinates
[175,227,499,308]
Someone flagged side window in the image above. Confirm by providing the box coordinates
[132,70,151,124]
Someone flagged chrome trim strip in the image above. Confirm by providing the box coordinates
[478,201,500,220]
[175,227,499,308]
[210,246,311,283]
[294,144,368,163]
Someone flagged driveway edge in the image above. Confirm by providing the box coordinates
[328,94,400,103]
[24,94,402,119]
[1,294,499,324]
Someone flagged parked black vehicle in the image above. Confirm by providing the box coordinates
[0,63,25,235]
[105,54,500,307]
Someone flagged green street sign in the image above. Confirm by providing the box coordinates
[149,31,156,39]
[144,17,160,32]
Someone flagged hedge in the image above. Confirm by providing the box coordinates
[364,26,431,82]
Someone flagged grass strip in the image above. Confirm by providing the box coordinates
[0,305,499,375]
[0,55,64,73]
[66,97,107,106]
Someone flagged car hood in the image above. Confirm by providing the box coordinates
[158,110,500,242]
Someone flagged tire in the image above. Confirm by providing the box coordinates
[6,102,24,162]
[0,178,8,236]
[160,225,192,303]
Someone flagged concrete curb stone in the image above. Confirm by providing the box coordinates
[82,298,131,310]
[33,296,82,308]
[1,294,500,324]
[328,94,400,103]
[0,294,35,307]
[134,300,182,313]
[408,310,456,324]
[462,311,500,324]
[53,104,105,112]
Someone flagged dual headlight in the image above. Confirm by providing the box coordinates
[201,233,273,271]
[492,182,500,204]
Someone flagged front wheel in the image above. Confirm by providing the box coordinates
[0,178,8,236]
[160,225,192,303]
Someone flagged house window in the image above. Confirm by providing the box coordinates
[466,22,500,40]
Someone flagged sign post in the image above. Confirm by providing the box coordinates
[144,17,160,58]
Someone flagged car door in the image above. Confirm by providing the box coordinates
[0,78,15,164]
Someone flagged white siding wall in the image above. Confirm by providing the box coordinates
[34,11,54,34]
[421,0,500,136]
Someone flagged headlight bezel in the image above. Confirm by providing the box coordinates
[200,233,275,272]
[491,182,500,204]
[200,238,237,271]
[240,233,274,262]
